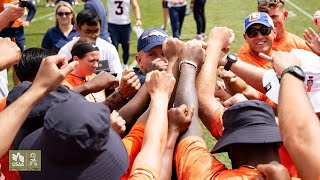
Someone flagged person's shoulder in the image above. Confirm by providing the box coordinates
[286,31,305,42]
[59,38,78,54]
[45,26,58,34]
[64,37,78,47]
[97,38,116,49]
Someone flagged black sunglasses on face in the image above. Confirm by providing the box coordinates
[57,12,72,17]
[246,26,272,38]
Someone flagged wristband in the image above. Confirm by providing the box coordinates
[136,18,141,20]
[179,60,197,72]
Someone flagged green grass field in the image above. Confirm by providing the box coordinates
[8,0,319,168]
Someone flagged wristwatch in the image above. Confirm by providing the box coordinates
[280,66,305,81]
[224,54,237,71]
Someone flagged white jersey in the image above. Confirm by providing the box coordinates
[58,37,123,79]
[107,0,131,25]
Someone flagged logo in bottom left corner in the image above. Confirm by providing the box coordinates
[9,150,41,171]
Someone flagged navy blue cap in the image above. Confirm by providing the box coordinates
[137,27,169,52]
[211,100,282,153]
[19,92,129,180]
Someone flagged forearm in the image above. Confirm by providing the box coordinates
[144,96,169,153]
[71,84,91,96]
[132,5,141,20]
[229,60,266,93]
[278,74,320,179]
[132,96,169,173]
[224,78,260,100]
[196,43,223,134]
[103,89,128,111]
[160,130,180,180]
[0,85,46,156]
[26,2,36,21]
[118,84,149,125]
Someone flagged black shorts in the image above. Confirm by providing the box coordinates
[162,0,168,8]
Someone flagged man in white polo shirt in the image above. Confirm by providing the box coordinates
[59,9,123,79]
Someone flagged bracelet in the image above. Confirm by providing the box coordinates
[179,60,197,72]
[136,18,141,20]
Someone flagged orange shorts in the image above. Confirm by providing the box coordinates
[121,123,145,180]
[174,136,258,179]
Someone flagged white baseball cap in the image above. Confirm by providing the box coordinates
[262,49,320,112]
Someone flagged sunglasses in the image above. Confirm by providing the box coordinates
[246,26,272,38]
[57,12,72,17]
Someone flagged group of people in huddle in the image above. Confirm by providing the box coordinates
[0,0,320,179]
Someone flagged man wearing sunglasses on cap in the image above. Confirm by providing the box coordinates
[238,0,310,60]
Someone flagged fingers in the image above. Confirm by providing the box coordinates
[131,77,141,90]
[122,68,134,77]
[122,71,136,81]
[126,72,138,84]
[308,27,318,37]
[60,61,79,77]
[186,106,194,120]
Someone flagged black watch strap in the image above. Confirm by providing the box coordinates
[280,66,305,82]
[224,54,237,71]
[224,61,233,71]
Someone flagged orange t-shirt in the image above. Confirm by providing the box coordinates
[175,136,259,179]
[238,31,311,57]
[121,123,145,180]
[62,73,106,102]
[175,136,301,180]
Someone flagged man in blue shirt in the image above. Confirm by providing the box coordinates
[83,0,110,42]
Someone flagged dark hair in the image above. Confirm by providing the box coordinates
[76,9,101,28]
[71,37,97,59]
[14,48,56,81]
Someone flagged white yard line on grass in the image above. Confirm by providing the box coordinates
[32,12,54,22]
[32,2,85,22]
[286,0,313,20]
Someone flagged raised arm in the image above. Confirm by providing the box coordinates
[196,27,233,138]
[129,70,175,179]
[0,55,78,157]
[160,44,203,180]
[273,51,320,179]
[118,84,149,130]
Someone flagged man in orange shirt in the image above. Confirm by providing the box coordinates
[219,12,277,107]
[238,0,310,58]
